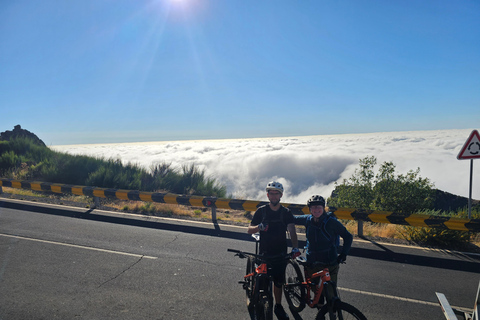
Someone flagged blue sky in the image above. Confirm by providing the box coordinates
[1,0,479,146]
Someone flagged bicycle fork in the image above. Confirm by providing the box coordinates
[253,263,271,299]
[253,264,274,320]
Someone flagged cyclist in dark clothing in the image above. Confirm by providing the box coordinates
[294,195,353,284]
[248,181,299,320]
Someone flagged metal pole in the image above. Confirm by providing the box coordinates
[436,292,459,320]
[469,159,473,219]
[473,280,480,320]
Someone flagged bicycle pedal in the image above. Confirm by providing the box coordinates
[238,281,247,284]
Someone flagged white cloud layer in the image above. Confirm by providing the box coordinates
[51,129,480,204]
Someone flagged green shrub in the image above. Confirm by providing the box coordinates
[328,156,434,214]
[139,202,156,214]
[0,150,18,173]
[0,137,227,197]
[400,225,472,248]
[328,156,477,249]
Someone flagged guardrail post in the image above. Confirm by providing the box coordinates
[205,196,217,222]
[358,220,364,237]
[92,196,100,209]
[211,206,217,222]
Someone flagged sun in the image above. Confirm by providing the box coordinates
[161,0,206,21]
[168,0,190,6]
[162,0,196,12]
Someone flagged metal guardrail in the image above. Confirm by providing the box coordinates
[0,178,479,232]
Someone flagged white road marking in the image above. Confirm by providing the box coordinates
[0,233,157,259]
[339,287,470,312]
[339,287,438,306]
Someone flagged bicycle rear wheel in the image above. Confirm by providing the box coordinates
[284,259,306,313]
[315,301,367,320]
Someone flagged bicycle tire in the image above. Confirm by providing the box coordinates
[284,259,306,313]
[315,301,367,320]
[245,257,255,307]
[255,295,273,320]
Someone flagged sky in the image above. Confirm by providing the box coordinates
[1,0,479,146]
[51,129,480,203]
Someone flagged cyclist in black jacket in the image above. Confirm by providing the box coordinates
[294,195,352,284]
[248,181,299,320]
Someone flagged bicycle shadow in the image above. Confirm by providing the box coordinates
[347,237,480,273]
[290,310,303,320]
[289,306,312,320]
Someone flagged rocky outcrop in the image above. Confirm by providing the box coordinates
[0,125,46,147]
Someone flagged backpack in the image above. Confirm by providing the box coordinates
[260,205,287,226]
[307,213,340,248]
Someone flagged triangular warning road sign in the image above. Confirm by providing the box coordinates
[457,130,480,160]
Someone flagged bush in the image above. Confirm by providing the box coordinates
[328,156,434,214]
[328,156,477,249]
[0,150,18,174]
[400,226,472,248]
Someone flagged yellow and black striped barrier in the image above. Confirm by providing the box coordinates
[332,207,479,232]
[0,178,478,232]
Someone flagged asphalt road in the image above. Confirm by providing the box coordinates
[0,198,479,320]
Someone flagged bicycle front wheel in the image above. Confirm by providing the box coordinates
[316,301,367,320]
[255,295,273,320]
[284,259,306,313]
[245,256,255,307]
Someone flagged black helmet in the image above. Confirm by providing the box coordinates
[307,195,326,207]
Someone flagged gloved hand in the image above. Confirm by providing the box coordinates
[337,253,347,264]
[291,247,301,258]
[258,223,269,232]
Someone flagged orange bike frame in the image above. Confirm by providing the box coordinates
[244,262,268,281]
[305,268,331,308]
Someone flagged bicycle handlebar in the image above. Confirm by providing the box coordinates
[295,256,347,268]
[227,248,292,263]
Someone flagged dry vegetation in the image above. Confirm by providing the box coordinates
[0,187,253,224]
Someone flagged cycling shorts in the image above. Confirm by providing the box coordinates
[268,260,287,288]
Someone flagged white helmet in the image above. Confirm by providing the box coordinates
[266,181,284,194]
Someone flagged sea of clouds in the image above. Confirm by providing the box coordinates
[51,129,480,204]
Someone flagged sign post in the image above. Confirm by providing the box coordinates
[457,129,480,218]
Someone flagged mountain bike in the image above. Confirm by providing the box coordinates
[228,234,301,320]
[283,256,366,320]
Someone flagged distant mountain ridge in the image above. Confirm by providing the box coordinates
[0,125,46,147]
[433,189,479,213]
